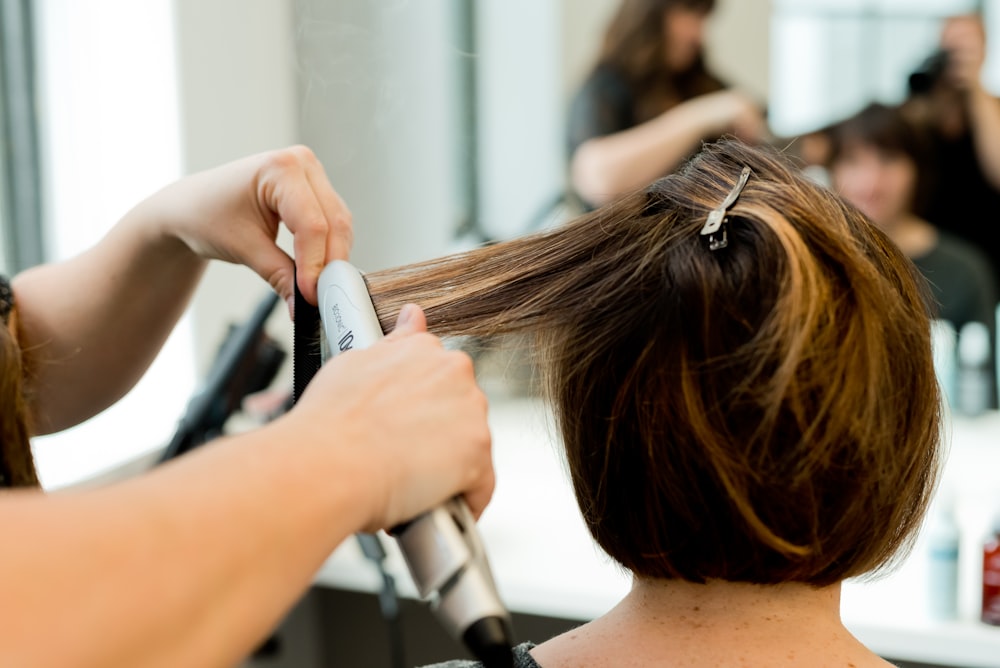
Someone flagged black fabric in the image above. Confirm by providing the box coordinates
[921,126,1000,293]
[914,231,999,409]
[419,641,540,668]
[565,63,727,211]
[0,273,13,325]
[913,231,998,336]
[566,64,637,163]
[566,65,645,212]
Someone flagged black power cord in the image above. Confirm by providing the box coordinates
[356,533,406,668]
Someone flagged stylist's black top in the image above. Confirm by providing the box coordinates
[922,127,1000,293]
[420,642,541,668]
[0,274,14,325]
[566,64,638,167]
[565,64,727,210]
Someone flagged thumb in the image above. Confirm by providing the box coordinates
[386,303,427,338]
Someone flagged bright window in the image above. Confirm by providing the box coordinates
[770,0,996,136]
[29,0,195,489]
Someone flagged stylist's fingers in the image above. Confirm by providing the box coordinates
[257,146,352,305]
[303,156,353,263]
[385,303,427,338]
[286,156,353,303]
[461,455,496,521]
[383,304,494,520]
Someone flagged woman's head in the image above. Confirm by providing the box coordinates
[365,137,942,587]
[598,0,723,119]
[827,102,936,225]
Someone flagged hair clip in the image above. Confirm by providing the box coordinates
[699,166,752,251]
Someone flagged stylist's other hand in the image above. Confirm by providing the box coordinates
[942,14,986,92]
[280,304,494,533]
[138,145,351,308]
[694,89,769,144]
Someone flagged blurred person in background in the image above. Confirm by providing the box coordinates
[566,0,769,210]
[902,11,1000,291]
[826,101,998,409]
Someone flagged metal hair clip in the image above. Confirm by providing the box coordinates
[699,166,752,251]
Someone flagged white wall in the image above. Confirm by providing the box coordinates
[293,0,468,273]
[172,0,301,377]
[474,0,566,240]
[708,0,772,101]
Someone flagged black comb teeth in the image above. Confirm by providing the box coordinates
[292,278,322,404]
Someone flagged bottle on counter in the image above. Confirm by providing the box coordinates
[955,321,992,417]
[983,507,1000,626]
[926,495,961,621]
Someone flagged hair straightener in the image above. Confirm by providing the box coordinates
[297,260,515,667]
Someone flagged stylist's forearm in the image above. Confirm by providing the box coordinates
[0,423,364,668]
[11,211,206,433]
[571,107,707,206]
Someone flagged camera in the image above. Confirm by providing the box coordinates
[909,49,951,95]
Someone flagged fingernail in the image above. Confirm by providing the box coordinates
[396,304,415,328]
[286,296,296,319]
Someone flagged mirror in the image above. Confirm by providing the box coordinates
[291,0,772,272]
[20,0,1000,483]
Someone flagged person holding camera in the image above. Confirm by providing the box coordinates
[902,12,1000,289]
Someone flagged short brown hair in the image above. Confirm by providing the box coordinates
[366,138,942,586]
[826,102,938,216]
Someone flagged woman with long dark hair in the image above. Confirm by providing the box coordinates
[567,0,769,209]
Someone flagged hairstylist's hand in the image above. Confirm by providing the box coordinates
[280,304,494,533]
[942,15,987,92]
[693,89,769,144]
[139,145,351,309]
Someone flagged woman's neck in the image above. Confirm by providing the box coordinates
[878,213,938,259]
[624,576,843,627]
[530,577,892,667]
